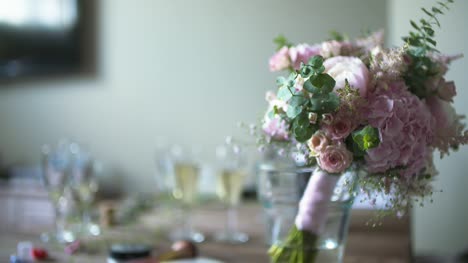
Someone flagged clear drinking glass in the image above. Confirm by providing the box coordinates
[214,142,249,244]
[40,140,80,243]
[167,145,205,243]
[68,142,101,237]
[257,147,358,263]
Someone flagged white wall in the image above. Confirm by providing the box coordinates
[388,0,468,256]
[0,0,386,192]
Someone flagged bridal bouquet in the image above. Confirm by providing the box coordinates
[259,0,467,262]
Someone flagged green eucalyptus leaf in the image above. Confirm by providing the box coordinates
[316,65,325,74]
[310,93,340,113]
[277,86,293,101]
[311,73,336,93]
[289,95,308,107]
[308,55,324,68]
[303,79,319,93]
[286,105,303,119]
[295,112,310,127]
[294,125,314,142]
[276,76,287,86]
[300,65,313,78]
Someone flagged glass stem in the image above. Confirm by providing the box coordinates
[54,204,65,240]
[183,205,193,237]
[227,205,238,235]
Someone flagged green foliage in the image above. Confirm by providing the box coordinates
[402,0,454,98]
[291,112,317,142]
[271,55,340,143]
[269,226,318,263]
[352,125,380,152]
[286,55,340,142]
[310,93,339,112]
[273,34,293,51]
[311,74,335,94]
[276,72,299,101]
[328,30,347,42]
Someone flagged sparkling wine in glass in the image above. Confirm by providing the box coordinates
[168,145,205,243]
[68,143,101,237]
[214,142,249,244]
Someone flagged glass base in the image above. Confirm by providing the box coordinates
[214,231,249,244]
[82,223,101,236]
[169,229,205,243]
[40,230,77,244]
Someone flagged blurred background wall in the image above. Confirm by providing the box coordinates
[388,0,468,256]
[0,0,386,190]
[0,0,466,256]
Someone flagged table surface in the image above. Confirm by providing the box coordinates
[0,203,412,263]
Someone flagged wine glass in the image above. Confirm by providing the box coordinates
[214,141,249,244]
[40,140,80,243]
[68,142,101,237]
[167,145,205,243]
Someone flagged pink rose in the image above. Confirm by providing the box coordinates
[289,44,321,70]
[307,131,329,156]
[269,46,290,72]
[437,80,456,102]
[318,143,353,174]
[323,117,354,140]
[324,56,369,97]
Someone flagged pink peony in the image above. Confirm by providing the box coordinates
[324,56,369,97]
[307,131,330,156]
[365,82,434,177]
[318,143,353,174]
[320,40,343,58]
[289,44,321,70]
[269,46,291,72]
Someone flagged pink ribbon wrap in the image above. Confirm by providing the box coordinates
[294,168,340,234]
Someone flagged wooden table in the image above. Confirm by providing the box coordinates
[0,203,411,262]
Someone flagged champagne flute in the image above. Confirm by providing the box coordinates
[214,142,249,244]
[40,140,79,243]
[168,145,205,243]
[68,142,101,237]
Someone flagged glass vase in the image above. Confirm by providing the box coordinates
[257,151,358,263]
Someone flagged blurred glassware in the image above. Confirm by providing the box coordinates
[40,140,80,243]
[154,138,173,195]
[68,142,101,237]
[214,140,249,244]
[166,144,205,243]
